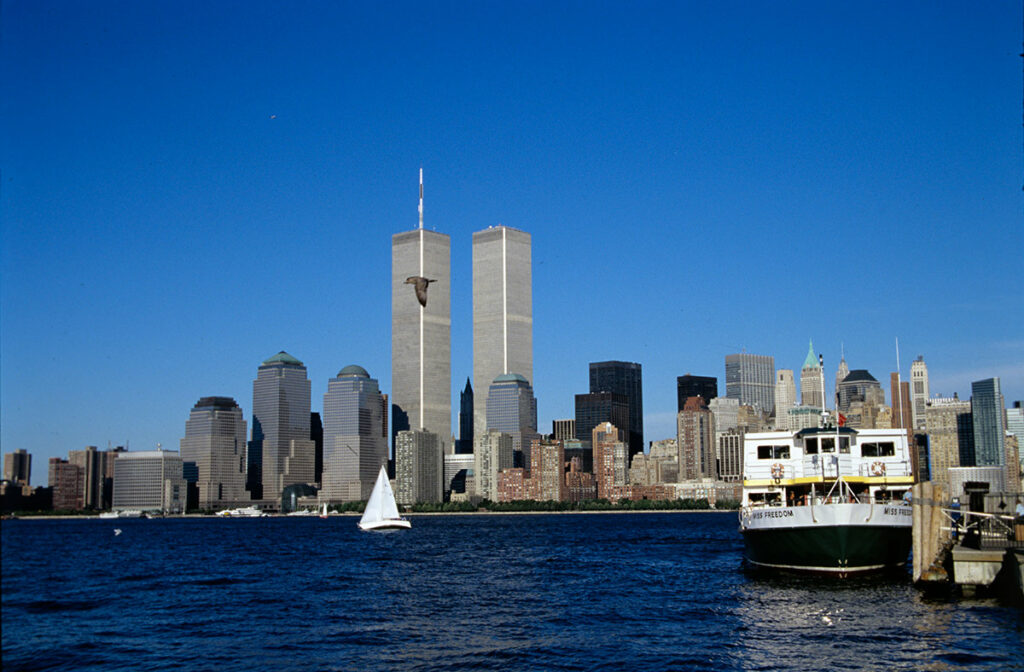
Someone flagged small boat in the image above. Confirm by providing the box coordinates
[320,502,329,519]
[102,509,142,519]
[216,506,266,518]
[358,466,411,531]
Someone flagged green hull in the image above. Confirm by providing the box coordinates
[743,524,911,575]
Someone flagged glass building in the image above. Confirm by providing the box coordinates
[971,378,1005,467]
[725,353,775,414]
[179,396,247,510]
[677,374,718,412]
[321,365,387,502]
[252,351,315,502]
[486,373,539,470]
[589,361,643,460]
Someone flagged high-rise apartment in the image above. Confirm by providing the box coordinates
[252,351,315,502]
[725,353,775,414]
[48,457,83,510]
[474,430,513,501]
[971,378,1005,467]
[395,429,442,505]
[4,449,31,486]
[774,369,796,431]
[589,361,643,460]
[392,175,451,450]
[322,365,387,502]
[800,340,824,408]
[529,438,567,502]
[678,396,714,481]
[592,422,627,500]
[456,378,474,454]
[677,375,717,411]
[179,396,247,509]
[472,225,532,435]
[910,357,930,430]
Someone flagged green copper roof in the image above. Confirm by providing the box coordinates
[262,351,303,366]
[338,364,370,378]
[493,373,529,384]
[802,340,819,370]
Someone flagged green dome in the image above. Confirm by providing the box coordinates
[493,373,529,384]
[338,364,370,378]
[262,351,303,366]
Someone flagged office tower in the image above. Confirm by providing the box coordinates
[4,449,31,486]
[890,373,913,437]
[709,397,740,434]
[529,438,566,502]
[910,357,930,430]
[837,370,884,413]
[321,365,387,503]
[774,370,796,431]
[1007,403,1024,471]
[836,351,850,404]
[677,375,718,412]
[552,419,576,441]
[69,446,114,510]
[678,396,714,481]
[717,430,743,482]
[472,225,532,436]
[592,422,627,500]
[392,172,451,450]
[111,450,186,514]
[456,378,474,454]
[957,403,976,467]
[252,351,315,502]
[485,373,539,470]
[800,340,824,408]
[48,457,83,510]
[575,392,630,449]
[589,361,644,460]
[971,378,1006,467]
[725,353,775,414]
[925,396,972,487]
[179,396,247,509]
[443,453,475,498]
[474,430,514,501]
[395,429,442,505]
[311,412,323,486]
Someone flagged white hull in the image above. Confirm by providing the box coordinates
[358,518,412,532]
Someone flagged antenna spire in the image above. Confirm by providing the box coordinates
[418,168,424,230]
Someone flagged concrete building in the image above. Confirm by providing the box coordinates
[179,396,247,510]
[474,430,514,501]
[68,446,119,510]
[725,353,775,414]
[443,452,475,500]
[677,375,717,412]
[589,361,643,460]
[496,467,527,502]
[773,370,796,431]
[678,396,714,481]
[788,405,823,431]
[565,460,597,502]
[971,378,1005,467]
[112,450,186,514]
[890,373,913,442]
[910,357,930,430]
[321,365,387,503]
[800,340,824,409]
[48,457,83,511]
[395,430,442,506]
[837,370,885,421]
[592,422,627,500]
[552,419,576,441]
[4,449,31,486]
[717,429,744,482]
[709,396,740,434]
[473,225,532,438]
[924,396,972,487]
[251,351,315,502]
[836,353,850,406]
[947,466,1005,502]
[485,373,539,471]
[455,378,474,454]
[529,438,566,502]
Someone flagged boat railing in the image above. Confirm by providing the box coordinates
[939,508,1024,550]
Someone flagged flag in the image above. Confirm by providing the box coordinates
[838,413,847,427]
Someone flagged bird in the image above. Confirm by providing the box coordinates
[114,528,122,536]
[404,276,435,307]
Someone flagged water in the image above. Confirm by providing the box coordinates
[2,513,1021,671]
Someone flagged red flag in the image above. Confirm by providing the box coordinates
[838,413,847,427]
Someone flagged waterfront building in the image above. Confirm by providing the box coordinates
[455,378,474,454]
[589,361,644,460]
[395,429,442,505]
[565,460,596,502]
[773,370,796,431]
[924,396,972,487]
[910,357,930,430]
[725,353,775,414]
[112,450,186,514]
[321,365,387,503]
[4,449,31,486]
[496,467,527,503]
[552,419,576,441]
[48,457,83,510]
[1005,433,1021,494]
[391,182,451,451]
[678,396,715,481]
[575,392,629,450]
[800,341,825,408]
[179,396,247,510]
[443,452,475,500]
[677,375,717,412]
[68,446,119,510]
[592,422,627,500]
[251,351,315,502]
[971,378,1005,467]
[485,373,539,471]
[529,438,566,502]
[474,430,513,501]
[473,225,532,437]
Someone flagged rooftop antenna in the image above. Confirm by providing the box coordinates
[418,167,424,230]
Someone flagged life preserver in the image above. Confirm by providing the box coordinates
[871,461,886,477]
[771,463,784,480]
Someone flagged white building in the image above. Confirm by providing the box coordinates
[112,450,186,514]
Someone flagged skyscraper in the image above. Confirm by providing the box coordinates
[395,429,442,505]
[4,449,31,486]
[473,225,532,435]
[456,378,474,454]
[592,422,627,500]
[924,396,971,487]
[677,375,718,411]
[179,396,247,509]
[677,396,714,481]
[485,373,539,470]
[910,357,929,430]
[575,392,630,447]
[800,340,824,408]
[774,369,796,431]
[321,365,387,502]
[474,430,513,501]
[589,361,643,460]
[725,353,775,414]
[971,378,1005,467]
[392,171,451,450]
[252,351,315,502]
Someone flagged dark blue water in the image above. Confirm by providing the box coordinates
[2,513,1021,671]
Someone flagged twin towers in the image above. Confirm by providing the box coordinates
[391,171,533,451]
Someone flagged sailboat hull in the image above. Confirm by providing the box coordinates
[358,518,411,532]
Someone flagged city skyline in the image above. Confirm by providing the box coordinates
[2,2,1022,484]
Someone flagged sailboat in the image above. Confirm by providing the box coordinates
[358,466,411,531]
[320,502,329,519]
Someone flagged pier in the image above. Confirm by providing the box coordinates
[912,482,1024,598]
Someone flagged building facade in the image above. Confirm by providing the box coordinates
[112,450,186,514]
[474,430,514,501]
[971,378,1005,467]
[592,422,627,500]
[48,457,84,511]
[678,396,715,481]
[179,396,247,510]
[529,438,566,502]
[321,365,387,503]
[552,419,576,441]
[800,340,824,408]
[924,396,972,487]
[4,449,31,485]
[485,373,539,470]
[395,430,442,506]
[677,375,718,412]
[910,357,930,430]
[725,353,775,414]
[575,392,630,449]
[589,361,644,460]
[456,378,474,454]
[773,369,796,431]
[252,351,315,502]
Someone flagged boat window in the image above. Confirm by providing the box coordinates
[757,445,790,459]
[839,437,850,454]
[757,445,773,459]
[773,446,790,459]
[861,442,895,457]
[804,437,818,454]
[821,437,835,453]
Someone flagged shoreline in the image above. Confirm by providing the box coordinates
[3,509,737,521]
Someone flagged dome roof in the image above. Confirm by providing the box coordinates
[493,372,529,384]
[262,351,303,366]
[338,364,370,378]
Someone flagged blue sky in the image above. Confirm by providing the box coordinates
[2,1,1021,485]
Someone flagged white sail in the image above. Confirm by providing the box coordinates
[359,466,410,531]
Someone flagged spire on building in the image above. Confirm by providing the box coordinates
[418,168,423,230]
[802,339,819,370]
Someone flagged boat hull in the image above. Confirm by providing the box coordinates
[358,518,411,532]
[740,503,911,575]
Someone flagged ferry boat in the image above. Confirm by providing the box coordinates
[739,425,913,576]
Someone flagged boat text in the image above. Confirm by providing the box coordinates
[883,506,912,517]
[751,509,795,520]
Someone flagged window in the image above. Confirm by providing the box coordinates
[862,442,895,457]
[759,445,790,459]
[839,437,850,454]
[821,437,835,453]
[805,438,818,454]
[758,445,773,459]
